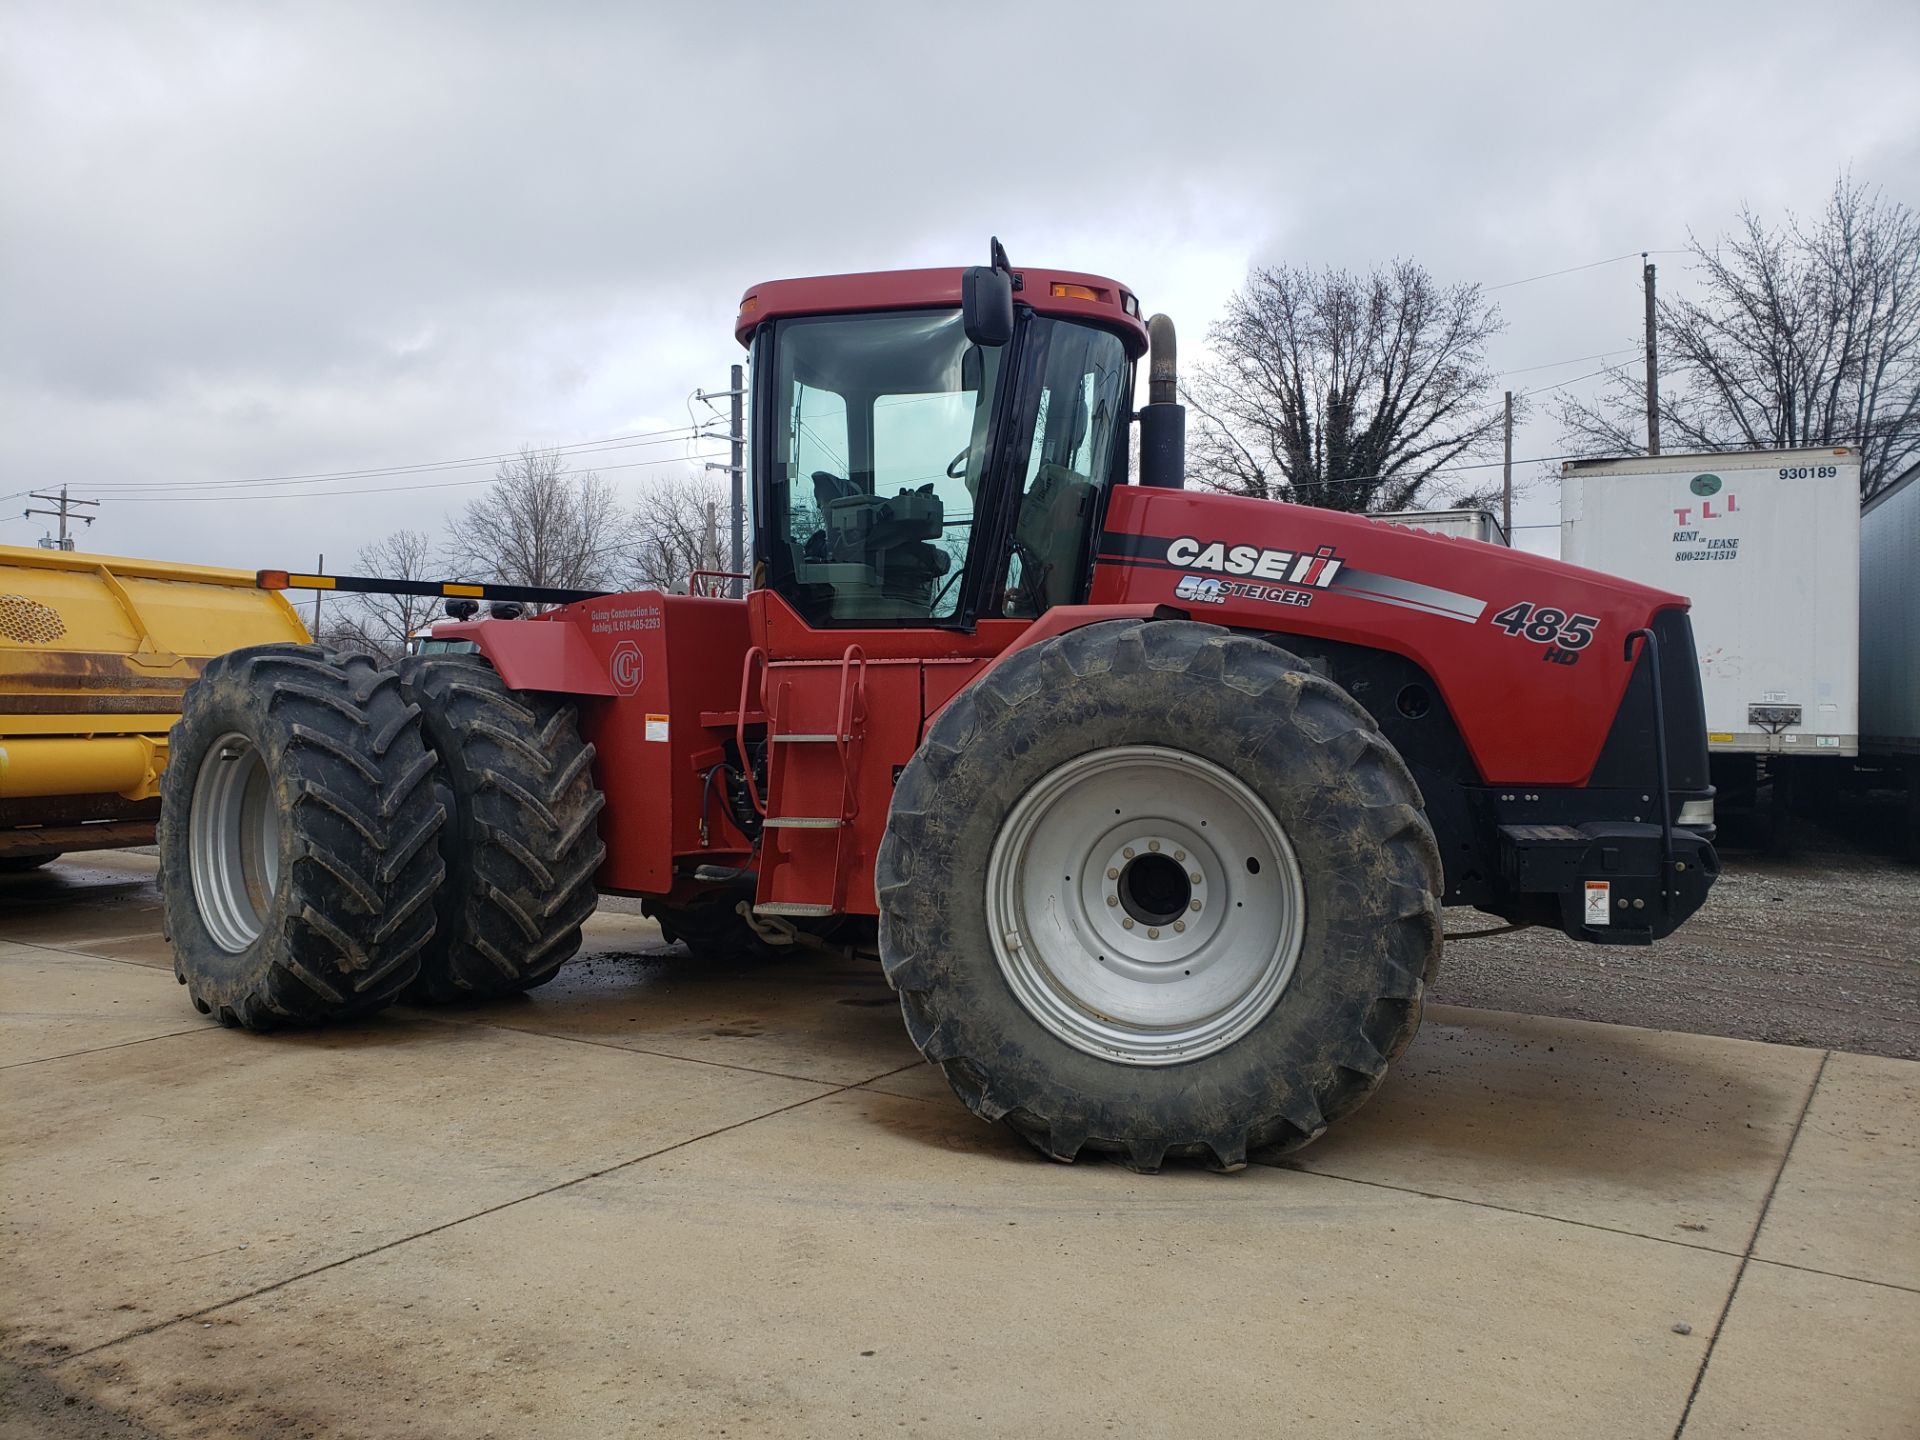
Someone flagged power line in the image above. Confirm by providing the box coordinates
[109,452,729,503]
[80,423,717,497]
[1522,364,1625,397]
[1486,250,1687,292]
[1495,347,1637,379]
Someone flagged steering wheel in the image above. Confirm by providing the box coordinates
[946,446,970,480]
[928,563,965,614]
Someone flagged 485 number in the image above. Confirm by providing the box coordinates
[1490,601,1599,652]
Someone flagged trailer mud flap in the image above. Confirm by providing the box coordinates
[1498,822,1718,945]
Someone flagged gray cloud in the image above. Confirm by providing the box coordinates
[3,0,1915,566]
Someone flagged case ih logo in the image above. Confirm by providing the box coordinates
[609,641,643,695]
[1164,537,1345,588]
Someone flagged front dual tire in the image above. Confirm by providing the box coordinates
[877,620,1444,1171]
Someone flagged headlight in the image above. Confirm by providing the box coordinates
[1677,798,1715,828]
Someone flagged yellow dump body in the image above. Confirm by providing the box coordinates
[0,544,309,859]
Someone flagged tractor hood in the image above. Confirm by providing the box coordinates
[1088,486,1694,787]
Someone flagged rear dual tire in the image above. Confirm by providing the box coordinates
[396,656,605,1003]
[877,620,1443,1171]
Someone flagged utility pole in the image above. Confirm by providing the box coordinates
[25,486,99,550]
[729,363,745,598]
[1501,391,1514,540]
[698,368,749,598]
[1643,256,1661,457]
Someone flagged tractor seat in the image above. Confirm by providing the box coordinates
[1011,463,1095,613]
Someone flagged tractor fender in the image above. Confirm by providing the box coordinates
[432,613,617,697]
[935,603,1169,721]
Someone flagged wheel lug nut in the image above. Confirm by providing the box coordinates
[1189,899,1202,912]
[1148,927,1160,939]
[1173,850,1185,861]
[1122,917,1135,930]
[1106,895,1118,907]
[1189,871,1203,885]
[1148,840,1161,852]
[1123,846,1135,859]
[1173,920,1186,933]
[1106,867,1119,880]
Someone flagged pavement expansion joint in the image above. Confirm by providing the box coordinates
[1745,1254,1920,1298]
[0,1027,214,1073]
[46,1060,926,1368]
[6,936,170,961]
[1261,1161,1753,1258]
[1671,1048,1831,1439]
[406,1008,915,1089]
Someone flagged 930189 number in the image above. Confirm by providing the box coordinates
[1490,601,1599,651]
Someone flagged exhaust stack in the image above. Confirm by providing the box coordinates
[1138,313,1185,489]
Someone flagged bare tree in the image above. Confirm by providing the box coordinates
[1557,176,1920,500]
[1184,260,1509,512]
[317,529,440,661]
[629,472,728,592]
[445,447,626,594]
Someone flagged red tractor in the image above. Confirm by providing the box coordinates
[161,244,1719,1171]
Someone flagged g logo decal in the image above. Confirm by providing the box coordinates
[610,641,643,695]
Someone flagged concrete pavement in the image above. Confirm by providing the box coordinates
[2,851,1916,1438]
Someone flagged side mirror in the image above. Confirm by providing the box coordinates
[962,265,1013,347]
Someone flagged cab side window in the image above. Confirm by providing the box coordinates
[1003,324,1129,617]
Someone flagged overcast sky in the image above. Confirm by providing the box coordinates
[4,0,1916,570]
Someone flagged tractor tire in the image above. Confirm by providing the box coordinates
[876,619,1443,1172]
[159,644,446,1029]
[396,655,605,1004]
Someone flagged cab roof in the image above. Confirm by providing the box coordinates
[735,267,1150,357]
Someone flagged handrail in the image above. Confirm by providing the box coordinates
[688,569,750,599]
[1623,628,1675,911]
[735,645,769,815]
[834,644,868,820]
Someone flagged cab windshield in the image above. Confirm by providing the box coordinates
[762,309,1128,626]
[766,309,1001,624]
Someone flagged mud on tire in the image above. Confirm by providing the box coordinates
[875,619,1443,1172]
[159,644,446,1029]
[397,655,605,1003]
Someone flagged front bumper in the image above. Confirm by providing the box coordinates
[1498,822,1719,946]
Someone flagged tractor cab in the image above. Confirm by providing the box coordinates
[737,257,1149,628]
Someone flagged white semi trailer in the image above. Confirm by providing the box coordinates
[1376,508,1510,545]
[1560,447,1862,839]
[1860,463,1919,848]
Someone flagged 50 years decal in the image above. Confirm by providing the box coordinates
[1174,574,1314,609]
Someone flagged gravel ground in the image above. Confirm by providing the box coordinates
[1433,800,1920,1059]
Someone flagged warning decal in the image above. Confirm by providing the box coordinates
[644,713,669,743]
[1584,881,1611,926]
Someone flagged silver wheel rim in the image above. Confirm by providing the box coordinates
[985,745,1306,1066]
[189,731,281,953]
